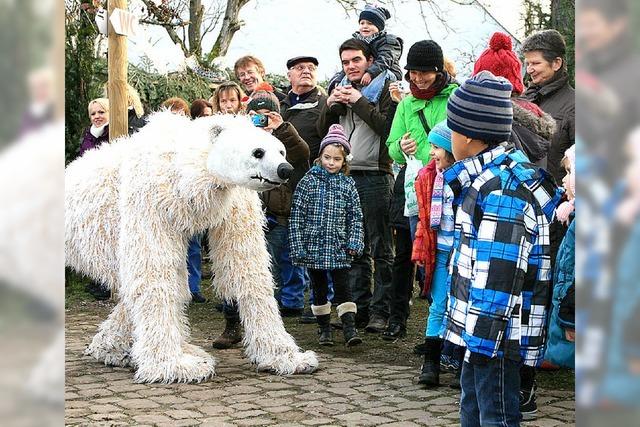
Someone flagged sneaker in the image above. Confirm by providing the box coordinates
[300,307,317,324]
[440,354,454,372]
[519,384,538,420]
[191,292,207,303]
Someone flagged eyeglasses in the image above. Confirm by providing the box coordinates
[290,64,317,73]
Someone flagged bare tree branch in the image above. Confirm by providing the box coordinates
[207,0,251,63]
[188,0,204,57]
[139,0,190,57]
[201,1,225,40]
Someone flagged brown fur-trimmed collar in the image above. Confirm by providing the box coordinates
[512,99,556,140]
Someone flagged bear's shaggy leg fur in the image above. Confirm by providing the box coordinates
[84,302,133,367]
[209,188,318,374]
[117,211,216,383]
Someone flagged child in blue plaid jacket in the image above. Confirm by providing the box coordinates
[289,124,365,347]
[443,71,563,426]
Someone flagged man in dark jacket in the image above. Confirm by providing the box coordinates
[281,56,328,163]
[318,38,395,331]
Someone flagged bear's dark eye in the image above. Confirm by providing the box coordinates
[279,150,285,157]
[252,148,265,159]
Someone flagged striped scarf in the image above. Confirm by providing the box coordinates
[430,171,444,228]
[352,30,385,45]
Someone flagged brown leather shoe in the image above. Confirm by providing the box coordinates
[364,315,387,333]
[212,318,242,349]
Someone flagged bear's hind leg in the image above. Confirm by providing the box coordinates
[125,278,216,383]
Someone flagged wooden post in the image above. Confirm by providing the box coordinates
[108,0,128,140]
[108,0,127,301]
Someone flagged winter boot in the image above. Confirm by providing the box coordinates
[211,317,242,349]
[418,337,442,387]
[338,302,362,346]
[312,303,333,346]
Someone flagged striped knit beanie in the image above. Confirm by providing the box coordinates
[320,124,351,155]
[246,82,280,114]
[359,4,391,31]
[427,121,453,154]
[447,70,513,143]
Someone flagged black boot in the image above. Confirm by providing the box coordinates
[312,303,333,346]
[212,317,242,349]
[338,302,362,346]
[418,337,442,387]
[316,314,334,346]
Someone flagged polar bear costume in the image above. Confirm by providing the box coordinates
[65,111,318,383]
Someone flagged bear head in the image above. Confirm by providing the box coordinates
[194,114,293,192]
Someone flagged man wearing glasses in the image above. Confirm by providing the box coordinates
[234,55,286,101]
[281,56,327,160]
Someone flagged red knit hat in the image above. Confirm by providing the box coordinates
[473,32,524,95]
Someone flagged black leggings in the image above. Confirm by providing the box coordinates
[309,268,350,307]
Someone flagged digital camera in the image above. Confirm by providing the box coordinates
[252,114,268,127]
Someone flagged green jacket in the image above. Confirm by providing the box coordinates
[386,83,458,165]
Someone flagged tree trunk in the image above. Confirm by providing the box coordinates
[189,0,204,58]
[207,0,250,64]
[108,0,129,140]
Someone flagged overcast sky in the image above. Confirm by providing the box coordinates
[129,0,528,81]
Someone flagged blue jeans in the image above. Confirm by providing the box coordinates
[349,173,395,319]
[266,224,307,309]
[187,234,202,293]
[426,250,449,337]
[460,359,521,427]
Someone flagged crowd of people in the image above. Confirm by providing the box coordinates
[75,5,576,426]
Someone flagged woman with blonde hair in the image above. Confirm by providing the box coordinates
[79,98,110,157]
[126,83,147,134]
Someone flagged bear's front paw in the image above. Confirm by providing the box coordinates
[256,349,318,375]
[133,351,216,383]
[84,342,132,367]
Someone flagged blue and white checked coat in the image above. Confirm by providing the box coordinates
[442,146,563,367]
[288,165,364,270]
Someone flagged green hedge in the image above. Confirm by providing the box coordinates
[65,57,215,163]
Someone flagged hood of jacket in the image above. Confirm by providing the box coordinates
[512,98,556,140]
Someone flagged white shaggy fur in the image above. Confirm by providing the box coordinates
[65,112,318,383]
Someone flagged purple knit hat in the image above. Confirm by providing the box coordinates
[320,124,352,155]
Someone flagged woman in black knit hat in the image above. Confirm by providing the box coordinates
[384,40,459,388]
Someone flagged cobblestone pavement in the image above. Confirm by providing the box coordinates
[66,310,575,426]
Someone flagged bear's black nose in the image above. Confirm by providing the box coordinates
[277,162,294,180]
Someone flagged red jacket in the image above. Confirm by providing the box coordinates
[411,159,437,296]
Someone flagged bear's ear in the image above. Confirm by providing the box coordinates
[209,124,224,141]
